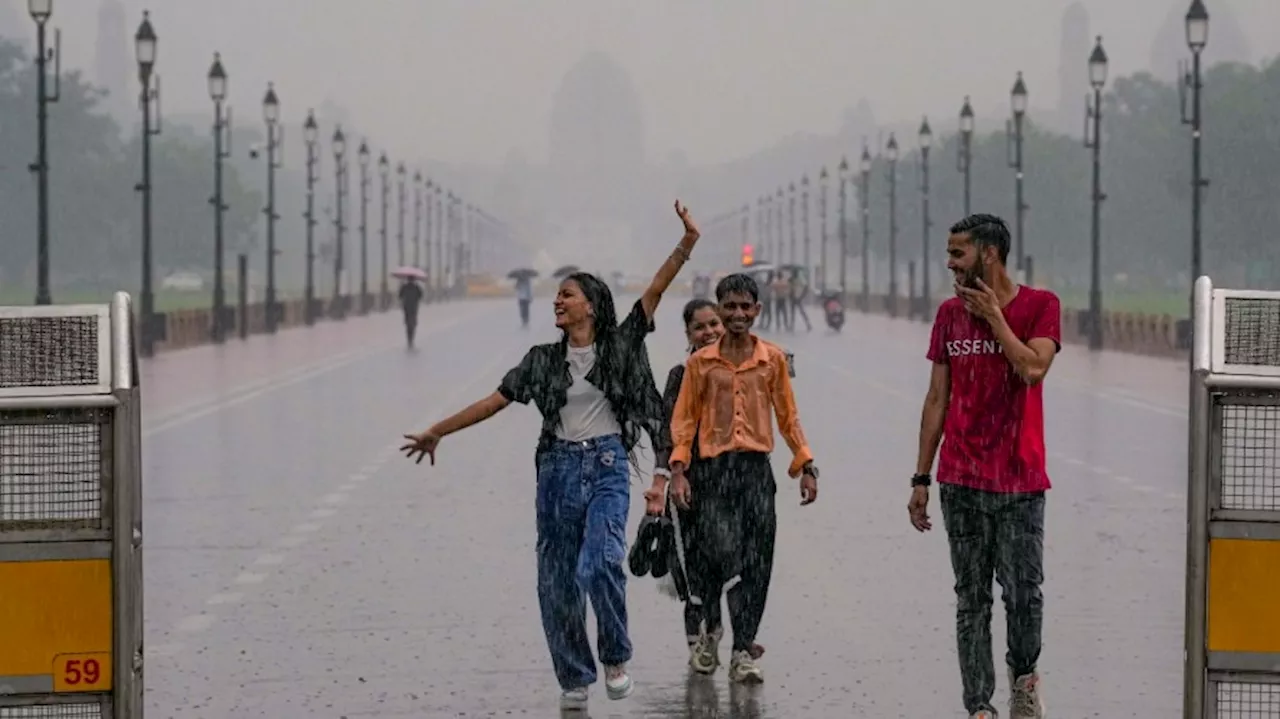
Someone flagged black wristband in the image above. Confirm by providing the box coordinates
[911,473,932,487]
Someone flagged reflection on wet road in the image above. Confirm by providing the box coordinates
[140,298,1188,718]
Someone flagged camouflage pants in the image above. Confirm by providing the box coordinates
[940,483,1046,714]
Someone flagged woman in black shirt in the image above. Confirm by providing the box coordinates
[401,202,700,711]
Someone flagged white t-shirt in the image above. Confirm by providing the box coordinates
[556,344,623,442]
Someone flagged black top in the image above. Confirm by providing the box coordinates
[498,298,670,458]
[653,363,693,474]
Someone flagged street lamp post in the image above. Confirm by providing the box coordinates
[396,163,406,267]
[818,167,828,295]
[1084,36,1109,351]
[378,153,389,309]
[207,52,230,343]
[331,126,347,317]
[357,140,370,314]
[837,157,849,300]
[28,0,60,305]
[1181,0,1209,323]
[262,83,281,332]
[1008,72,1029,276]
[801,174,811,280]
[919,118,933,322]
[959,96,975,216]
[303,109,318,325]
[859,145,872,311]
[133,11,158,355]
[788,182,797,264]
[886,133,900,317]
[413,171,423,268]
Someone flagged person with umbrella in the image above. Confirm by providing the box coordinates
[508,268,539,328]
[400,201,702,711]
[392,266,427,348]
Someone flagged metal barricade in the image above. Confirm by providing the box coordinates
[0,294,143,718]
[1186,276,1280,718]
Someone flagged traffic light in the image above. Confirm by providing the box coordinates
[741,243,754,267]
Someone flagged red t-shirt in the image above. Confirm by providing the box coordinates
[926,286,1062,494]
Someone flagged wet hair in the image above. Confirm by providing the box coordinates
[562,271,619,345]
[950,214,1011,265]
[682,298,717,327]
[715,273,760,302]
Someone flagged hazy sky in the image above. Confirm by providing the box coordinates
[14,0,1280,167]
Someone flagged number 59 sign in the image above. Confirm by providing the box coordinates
[53,653,111,693]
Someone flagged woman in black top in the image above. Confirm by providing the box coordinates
[401,202,700,712]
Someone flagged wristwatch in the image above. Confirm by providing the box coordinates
[802,463,819,480]
[911,473,932,488]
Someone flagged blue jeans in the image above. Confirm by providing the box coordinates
[535,434,632,689]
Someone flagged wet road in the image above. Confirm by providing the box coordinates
[139,297,1189,718]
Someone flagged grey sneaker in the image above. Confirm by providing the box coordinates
[689,627,723,674]
[728,649,763,684]
[1009,670,1046,718]
[604,664,633,700]
[559,687,588,711]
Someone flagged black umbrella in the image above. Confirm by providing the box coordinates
[552,264,580,279]
[507,268,538,280]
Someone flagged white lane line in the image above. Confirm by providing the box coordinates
[292,522,323,533]
[348,474,369,483]
[1087,464,1111,475]
[310,508,337,519]
[234,572,268,585]
[176,614,217,633]
[206,592,244,606]
[1114,475,1134,484]
[1063,457,1084,466]
[321,493,348,506]
[337,483,357,493]
[254,553,286,566]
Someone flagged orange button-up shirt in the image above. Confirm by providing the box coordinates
[670,335,814,478]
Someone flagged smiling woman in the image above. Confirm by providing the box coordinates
[399,200,701,712]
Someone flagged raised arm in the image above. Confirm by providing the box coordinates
[639,201,702,321]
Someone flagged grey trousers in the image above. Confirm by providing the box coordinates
[940,482,1046,714]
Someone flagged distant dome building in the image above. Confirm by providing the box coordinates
[95,0,130,123]
[548,50,646,176]
[1150,0,1252,73]
[1055,3,1091,131]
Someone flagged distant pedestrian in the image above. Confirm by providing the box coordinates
[401,201,701,712]
[908,214,1060,719]
[666,272,819,684]
[397,278,424,348]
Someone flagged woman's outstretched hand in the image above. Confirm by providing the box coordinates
[675,200,700,240]
[400,430,441,465]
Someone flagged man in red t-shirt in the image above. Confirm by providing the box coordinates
[909,214,1060,719]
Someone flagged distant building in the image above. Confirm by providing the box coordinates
[1054,2,1091,134]
[1149,0,1252,74]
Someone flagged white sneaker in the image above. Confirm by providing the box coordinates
[604,664,633,700]
[728,649,763,684]
[559,687,588,711]
[689,628,722,674]
[1009,670,1046,718]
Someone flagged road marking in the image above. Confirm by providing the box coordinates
[348,474,369,483]
[321,493,348,506]
[206,592,244,606]
[176,614,217,633]
[337,483,357,492]
[254,553,286,566]
[1114,475,1134,484]
[233,572,267,585]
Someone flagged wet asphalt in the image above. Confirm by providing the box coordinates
[137,296,1189,718]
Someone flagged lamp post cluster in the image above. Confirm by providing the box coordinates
[23,3,507,357]
[716,1,1208,352]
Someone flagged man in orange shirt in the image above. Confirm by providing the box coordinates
[668,272,819,684]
